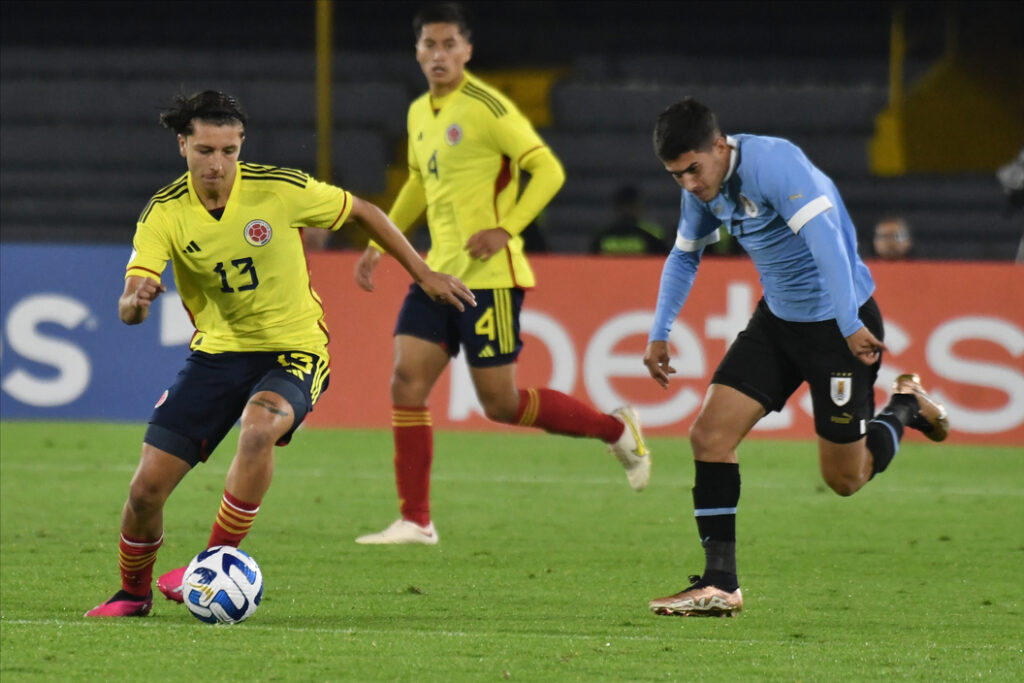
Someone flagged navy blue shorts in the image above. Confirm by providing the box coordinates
[712,297,884,444]
[394,284,524,367]
[145,350,330,467]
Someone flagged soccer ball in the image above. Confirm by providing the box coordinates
[182,545,263,624]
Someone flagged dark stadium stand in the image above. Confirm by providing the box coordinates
[0,50,409,243]
[540,80,1021,258]
[1,0,1020,259]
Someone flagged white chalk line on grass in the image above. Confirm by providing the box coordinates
[3,618,1016,653]
[0,617,756,644]
[3,461,1022,497]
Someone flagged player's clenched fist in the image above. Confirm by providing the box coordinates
[134,278,167,306]
[119,275,167,325]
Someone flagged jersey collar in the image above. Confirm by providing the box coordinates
[186,161,241,221]
[722,136,739,184]
[429,71,470,111]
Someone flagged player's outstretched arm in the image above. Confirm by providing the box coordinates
[350,196,475,311]
[119,275,166,325]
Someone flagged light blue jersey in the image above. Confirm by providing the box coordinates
[650,134,875,342]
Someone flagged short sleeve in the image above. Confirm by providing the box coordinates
[126,214,171,281]
[289,176,354,232]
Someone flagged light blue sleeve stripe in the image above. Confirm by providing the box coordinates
[872,416,901,453]
[694,507,738,517]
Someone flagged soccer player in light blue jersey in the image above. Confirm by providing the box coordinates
[642,98,949,617]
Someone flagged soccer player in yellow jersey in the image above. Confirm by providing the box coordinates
[86,90,475,617]
[353,3,651,545]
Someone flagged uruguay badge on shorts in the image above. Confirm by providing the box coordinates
[445,123,463,146]
[244,219,273,247]
[830,373,853,406]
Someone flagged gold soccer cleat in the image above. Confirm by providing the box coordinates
[649,575,743,617]
[892,373,950,442]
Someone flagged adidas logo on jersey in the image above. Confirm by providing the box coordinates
[184,240,202,253]
[478,345,496,358]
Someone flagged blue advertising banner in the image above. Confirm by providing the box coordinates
[1,244,193,420]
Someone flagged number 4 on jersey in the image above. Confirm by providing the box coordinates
[427,150,439,180]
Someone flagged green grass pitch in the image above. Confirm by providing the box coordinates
[1,421,1021,681]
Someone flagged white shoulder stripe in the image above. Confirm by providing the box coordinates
[787,195,833,233]
[675,229,722,252]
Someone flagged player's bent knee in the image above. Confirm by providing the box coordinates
[390,371,432,405]
[127,476,171,513]
[475,390,516,424]
[689,422,735,460]
[237,421,283,455]
[823,473,864,497]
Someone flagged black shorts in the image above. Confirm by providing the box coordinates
[145,350,330,467]
[394,283,524,367]
[712,297,884,444]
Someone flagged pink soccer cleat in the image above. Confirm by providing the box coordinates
[157,566,186,603]
[84,590,153,618]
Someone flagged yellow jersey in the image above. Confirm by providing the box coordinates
[397,71,556,289]
[127,162,353,357]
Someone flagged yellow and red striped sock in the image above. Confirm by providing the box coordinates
[515,388,624,442]
[119,533,163,597]
[207,491,260,548]
[392,405,433,527]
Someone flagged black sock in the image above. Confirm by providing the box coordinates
[867,397,911,478]
[692,461,740,589]
[867,412,904,477]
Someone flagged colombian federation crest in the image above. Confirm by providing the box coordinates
[243,219,273,247]
[445,124,463,146]
[738,194,760,217]
[830,373,853,406]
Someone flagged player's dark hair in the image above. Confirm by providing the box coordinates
[159,90,247,136]
[414,2,472,42]
[653,97,720,161]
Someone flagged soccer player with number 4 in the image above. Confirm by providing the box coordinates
[353,2,651,546]
[86,90,475,617]
[643,98,949,617]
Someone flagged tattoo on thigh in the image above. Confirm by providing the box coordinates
[248,397,291,417]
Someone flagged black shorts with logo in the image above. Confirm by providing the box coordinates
[712,297,883,444]
[394,283,524,368]
[145,350,329,467]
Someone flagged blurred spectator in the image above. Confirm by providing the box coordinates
[995,149,1024,264]
[996,148,1024,213]
[872,216,914,260]
[589,185,670,255]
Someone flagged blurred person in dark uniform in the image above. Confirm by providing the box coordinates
[589,185,670,255]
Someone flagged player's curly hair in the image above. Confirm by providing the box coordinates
[159,90,247,136]
[413,2,472,41]
[653,97,720,161]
